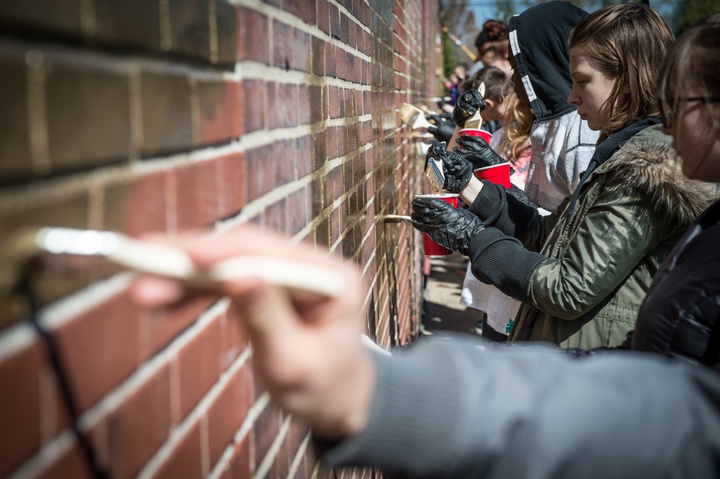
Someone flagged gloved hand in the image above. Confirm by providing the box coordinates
[426,114,456,143]
[411,197,485,256]
[453,89,486,128]
[454,134,506,169]
[426,142,473,193]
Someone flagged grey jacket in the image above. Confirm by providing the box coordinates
[321,337,720,478]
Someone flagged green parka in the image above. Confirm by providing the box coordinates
[466,124,717,349]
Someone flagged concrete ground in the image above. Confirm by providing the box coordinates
[421,252,483,336]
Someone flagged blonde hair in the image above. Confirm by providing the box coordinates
[656,19,720,139]
[499,90,534,162]
[568,4,674,140]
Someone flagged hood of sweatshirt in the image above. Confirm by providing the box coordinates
[508,1,588,122]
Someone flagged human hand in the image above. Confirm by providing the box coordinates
[426,114,456,143]
[426,141,473,193]
[130,225,374,440]
[454,135,505,169]
[411,197,485,256]
[453,89,486,128]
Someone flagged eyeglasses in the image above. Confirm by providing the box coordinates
[659,96,720,129]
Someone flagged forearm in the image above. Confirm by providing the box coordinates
[319,337,720,479]
[467,227,546,302]
[468,183,543,239]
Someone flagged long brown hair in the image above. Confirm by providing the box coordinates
[499,90,534,162]
[656,19,720,139]
[568,4,674,139]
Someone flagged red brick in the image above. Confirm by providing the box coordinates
[296,135,312,178]
[329,5,340,41]
[317,0,330,34]
[53,288,142,411]
[198,79,243,145]
[217,152,247,219]
[287,187,310,236]
[176,314,224,418]
[174,161,220,230]
[105,365,172,479]
[205,379,241,465]
[104,171,169,236]
[290,28,310,72]
[311,37,325,77]
[286,0,316,25]
[245,145,275,201]
[264,199,287,235]
[311,129,327,171]
[238,7,269,64]
[267,82,298,129]
[328,86,341,119]
[326,126,339,160]
[224,433,251,479]
[242,79,265,133]
[142,295,219,358]
[221,307,249,370]
[254,400,283,466]
[298,84,310,125]
[34,442,91,479]
[272,19,291,69]
[348,20,357,49]
[339,13,349,43]
[0,341,43,477]
[153,423,202,479]
[324,42,336,78]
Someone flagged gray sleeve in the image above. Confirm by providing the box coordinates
[319,336,720,479]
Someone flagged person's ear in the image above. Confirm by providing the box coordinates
[484,99,496,110]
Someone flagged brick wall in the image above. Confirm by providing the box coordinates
[0,0,438,477]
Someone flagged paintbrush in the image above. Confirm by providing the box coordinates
[30,227,345,299]
[464,82,486,130]
[424,156,445,194]
[399,103,433,130]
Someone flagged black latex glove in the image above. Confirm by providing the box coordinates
[453,89,487,128]
[426,114,456,143]
[454,135,506,169]
[426,142,474,193]
[411,197,485,256]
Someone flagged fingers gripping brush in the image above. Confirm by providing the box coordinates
[28,228,345,300]
[463,82,486,130]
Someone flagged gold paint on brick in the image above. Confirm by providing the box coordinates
[189,77,200,144]
[128,66,144,156]
[79,0,99,37]
[159,0,172,51]
[208,0,219,64]
[25,50,51,177]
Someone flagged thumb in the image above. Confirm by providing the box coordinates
[227,280,300,348]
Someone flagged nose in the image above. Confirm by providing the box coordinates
[567,87,579,106]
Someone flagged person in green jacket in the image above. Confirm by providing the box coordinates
[412,3,718,349]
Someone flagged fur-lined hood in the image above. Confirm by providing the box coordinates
[599,126,718,226]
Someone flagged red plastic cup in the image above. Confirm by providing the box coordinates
[458,128,492,144]
[415,193,459,257]
[473,162,512,188]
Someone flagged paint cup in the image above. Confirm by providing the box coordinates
[473,162,512,188]
[415,193,459,257]
[458,128,492,144]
